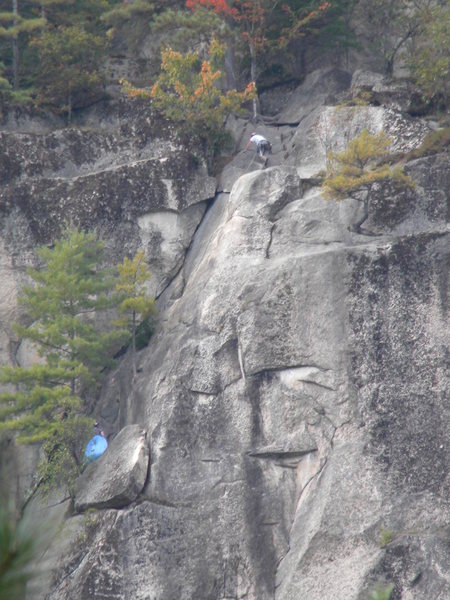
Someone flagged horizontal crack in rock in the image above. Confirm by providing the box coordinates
[247,447,317,460]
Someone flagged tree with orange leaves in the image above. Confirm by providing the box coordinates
[122,39,256,159]
[186,1,332,118]
[187,0,267,118]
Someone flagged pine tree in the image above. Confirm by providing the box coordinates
[151,6,226,54]
[13,228,126,392]
[0,227,128,494]
[37,0,114,31]
[0,0,45,89]
[116,250,155,377]
[322,129,415,233]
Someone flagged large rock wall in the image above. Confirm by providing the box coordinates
[0,73,448,599]
[0,100,216,508]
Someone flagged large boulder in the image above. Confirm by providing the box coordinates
[350,69,423,112]
[74,424,149,512]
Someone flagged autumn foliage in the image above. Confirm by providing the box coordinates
[186,0,235,16]
[122,40,256,154]
[186,0,332,117]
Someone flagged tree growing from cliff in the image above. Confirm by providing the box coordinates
[409,3,450,109]
[122,39,255,158]
[116,250,155,377]
[0,227,128,494]
[186,1,332,116]
[0,1,45,89]
[356,0,436,76]
[151,5,226,53]
[30,25,106,123]
[322,129,415,233]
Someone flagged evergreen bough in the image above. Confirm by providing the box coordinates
[322,129,415,234]
[0,227,128,495]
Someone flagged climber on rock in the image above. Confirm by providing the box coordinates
[245,132,272,162]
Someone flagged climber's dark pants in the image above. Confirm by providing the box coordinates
[257,141,270,157]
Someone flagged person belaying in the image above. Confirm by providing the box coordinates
[83,421,108,465]
[245,132,272,159]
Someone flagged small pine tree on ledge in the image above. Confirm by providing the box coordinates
[322,129,415,234]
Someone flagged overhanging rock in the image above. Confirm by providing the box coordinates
[75,424,149,512]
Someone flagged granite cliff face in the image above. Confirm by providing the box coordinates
[0,71,448,600]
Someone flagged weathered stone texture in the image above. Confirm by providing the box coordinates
[0,100,216,375]
[220,69,432,189]
[0,74,448,600]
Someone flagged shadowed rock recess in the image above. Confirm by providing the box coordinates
[0,72,449,600]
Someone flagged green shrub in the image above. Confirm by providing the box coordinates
[379,528,395,548]
[369,582,394,600]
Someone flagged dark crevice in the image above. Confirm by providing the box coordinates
[265,223,275,258]
[249,363,329,379]
[248,448,317,460]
